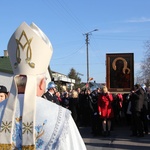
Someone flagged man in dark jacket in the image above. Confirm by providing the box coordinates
[90,88,102,136]
[42,81,60,105]
[130,84,144,137]
[141,84,149,135]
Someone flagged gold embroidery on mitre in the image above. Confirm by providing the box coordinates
[22,121,33,134]
[0,144,13,150]
[15,30,35,68]
[0,121,12,133]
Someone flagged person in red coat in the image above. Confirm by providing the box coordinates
[98,85,114,136]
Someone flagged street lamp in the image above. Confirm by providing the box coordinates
[84,29,98,82]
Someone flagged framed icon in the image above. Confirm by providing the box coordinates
[106,53,134,93]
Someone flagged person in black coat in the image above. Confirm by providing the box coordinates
[130,84,144,137]
[42,81,60,105]
[61,92,70,109]
[141,84,149,135]
[82,89,93,127]
[69,90,79,127]
[90,88,102,136]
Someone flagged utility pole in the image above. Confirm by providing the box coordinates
[84,29,98,82]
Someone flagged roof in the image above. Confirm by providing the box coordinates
[0,57,13,74]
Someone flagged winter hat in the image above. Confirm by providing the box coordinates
[0,85,8,94]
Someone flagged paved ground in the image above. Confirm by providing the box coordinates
[79,125,150,150]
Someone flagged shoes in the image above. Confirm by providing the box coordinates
[130,132,144,137]
[130,134,137,137]
[107,131,110,136]
[137,133,144,137]
[102,131,110,137]
[102,131,107,137]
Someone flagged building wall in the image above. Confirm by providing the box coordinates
[0,72,13,91]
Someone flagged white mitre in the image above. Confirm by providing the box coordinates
[9,22,53,75]
[0,22,53,149]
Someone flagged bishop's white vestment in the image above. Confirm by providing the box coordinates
[0,94,87,150]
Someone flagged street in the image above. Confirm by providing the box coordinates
[80,125,150,150]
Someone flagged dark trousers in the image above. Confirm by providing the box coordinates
[131,111,144,135]
[141,111,149,134]
[91,114,102,135]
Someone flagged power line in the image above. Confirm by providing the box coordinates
[56,0,88,32]
[52,44,84,60]
[43,0,88,34]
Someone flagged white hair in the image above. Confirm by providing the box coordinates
[15,73,46,87]
[36,73,47,85]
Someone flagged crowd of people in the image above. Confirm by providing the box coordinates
[1,81,150,139]
[40,82,150,138]
[1,79,150,141]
